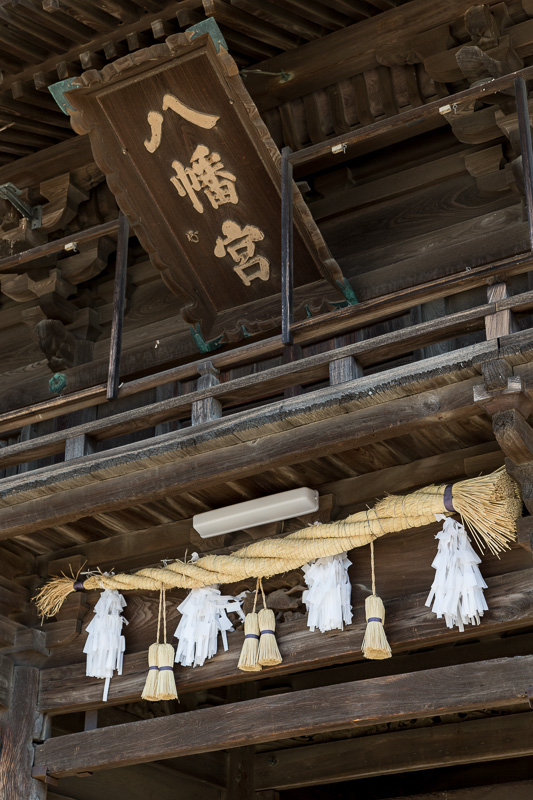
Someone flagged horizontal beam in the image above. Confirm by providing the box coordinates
[289,63,533,169]
[380,782,533,800]
[33,655,533,778]
[254,710,533,790]
[0,218,120,273]
[0,296,499,466]
[37,440,502,577]
[1,251,532,438]
[37,568,533,714]
[0,371,481,538]
[246,0,507,111]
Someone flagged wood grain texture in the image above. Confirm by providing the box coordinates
[33,655,533,777]
[0,666,46,799]
[380,782,533,800]
[37,568,533,713]
[0,373,482,538]
[254,711,533,790]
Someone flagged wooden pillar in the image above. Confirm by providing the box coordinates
[484,283,516,340]
[0,665,48,799]
[225,684,256,800]
[191,361,222,425]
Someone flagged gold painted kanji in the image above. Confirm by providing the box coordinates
[144,94,219,153]
[214,220,270,286]
[170,145,238,214]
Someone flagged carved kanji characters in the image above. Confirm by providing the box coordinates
[214,220,270,286]
[144,94,219,153]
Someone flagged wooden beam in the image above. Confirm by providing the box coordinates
[0,218,120,273]
[106,212,129,401]
[37,568,533,714]
[33,655,533,779]
[254,711,533,790]
[0,654,13,711]
[492,408,533,465]
[0,291,507,467]
[54,762,222,800]
[320,441,502,507]
[245,0,512,112]
[1,252,533,435]
[0,666,47,798]
[0,374,481,539]
[381,782,533,800]
[36,441,502,578]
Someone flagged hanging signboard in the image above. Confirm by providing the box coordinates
[58,27,349,346]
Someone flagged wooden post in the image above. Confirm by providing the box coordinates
[225,684,256,800]
[106,211,129,401]
[282,343,303,397]
[0,665,49,799]
[191,361,222,425]
[329,355,363,385]
[64,407,96,461]
[281,146,293,346]
[484,283,516,340]
[515,75,533,250]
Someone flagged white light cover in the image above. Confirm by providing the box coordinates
[193,487,320,538]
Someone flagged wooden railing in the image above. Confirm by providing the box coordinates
[1,267,532,474]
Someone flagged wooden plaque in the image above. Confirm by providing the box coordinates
[65,31,347,342]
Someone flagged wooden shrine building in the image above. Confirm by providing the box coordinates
[1,0,533,798]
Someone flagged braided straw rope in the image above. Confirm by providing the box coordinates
[34,468,522,618]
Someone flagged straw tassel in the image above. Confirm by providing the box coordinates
[257,579,282,667]
[155,587,178,700]
[238,579,262,672]
[362,541,391,660]
[141,642,159,701]
[142,588,163,702]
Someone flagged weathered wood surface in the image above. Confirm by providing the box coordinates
[0,370,483,538]
[37,567,533,713]
[36,441,502,578]
[33,655,533,777]
[254,711,533,790]
[381,783,533,800]
[0,218,119,273]
[0,666,47,799]
[57,762,223,800]
[0,295,500,468]
[1,248,533,435]
[289,62,533,169]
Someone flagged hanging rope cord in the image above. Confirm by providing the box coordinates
[34,469,521,618]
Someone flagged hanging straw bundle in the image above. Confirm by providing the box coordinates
[361,540,391,660]
[34,469,521,619]
[238,580,262,672]
[257,578,282,667]
[156,588,178,700]
[141,642,159,702]
[142,586,178,702]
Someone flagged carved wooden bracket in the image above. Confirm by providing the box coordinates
[474,361,533,466]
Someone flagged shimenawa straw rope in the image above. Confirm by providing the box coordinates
[34,469,521,619]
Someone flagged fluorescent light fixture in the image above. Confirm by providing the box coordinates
[193,487,320,538]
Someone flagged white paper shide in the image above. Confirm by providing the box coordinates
[302,552,353,632]
[174,586,246,667]
[84,588,128,701]
[426,516,488,631]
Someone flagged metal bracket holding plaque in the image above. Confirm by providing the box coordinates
[58,25,350,345]
[48,77,82,115]
[0,183,42,229]
[186,17,228,53]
